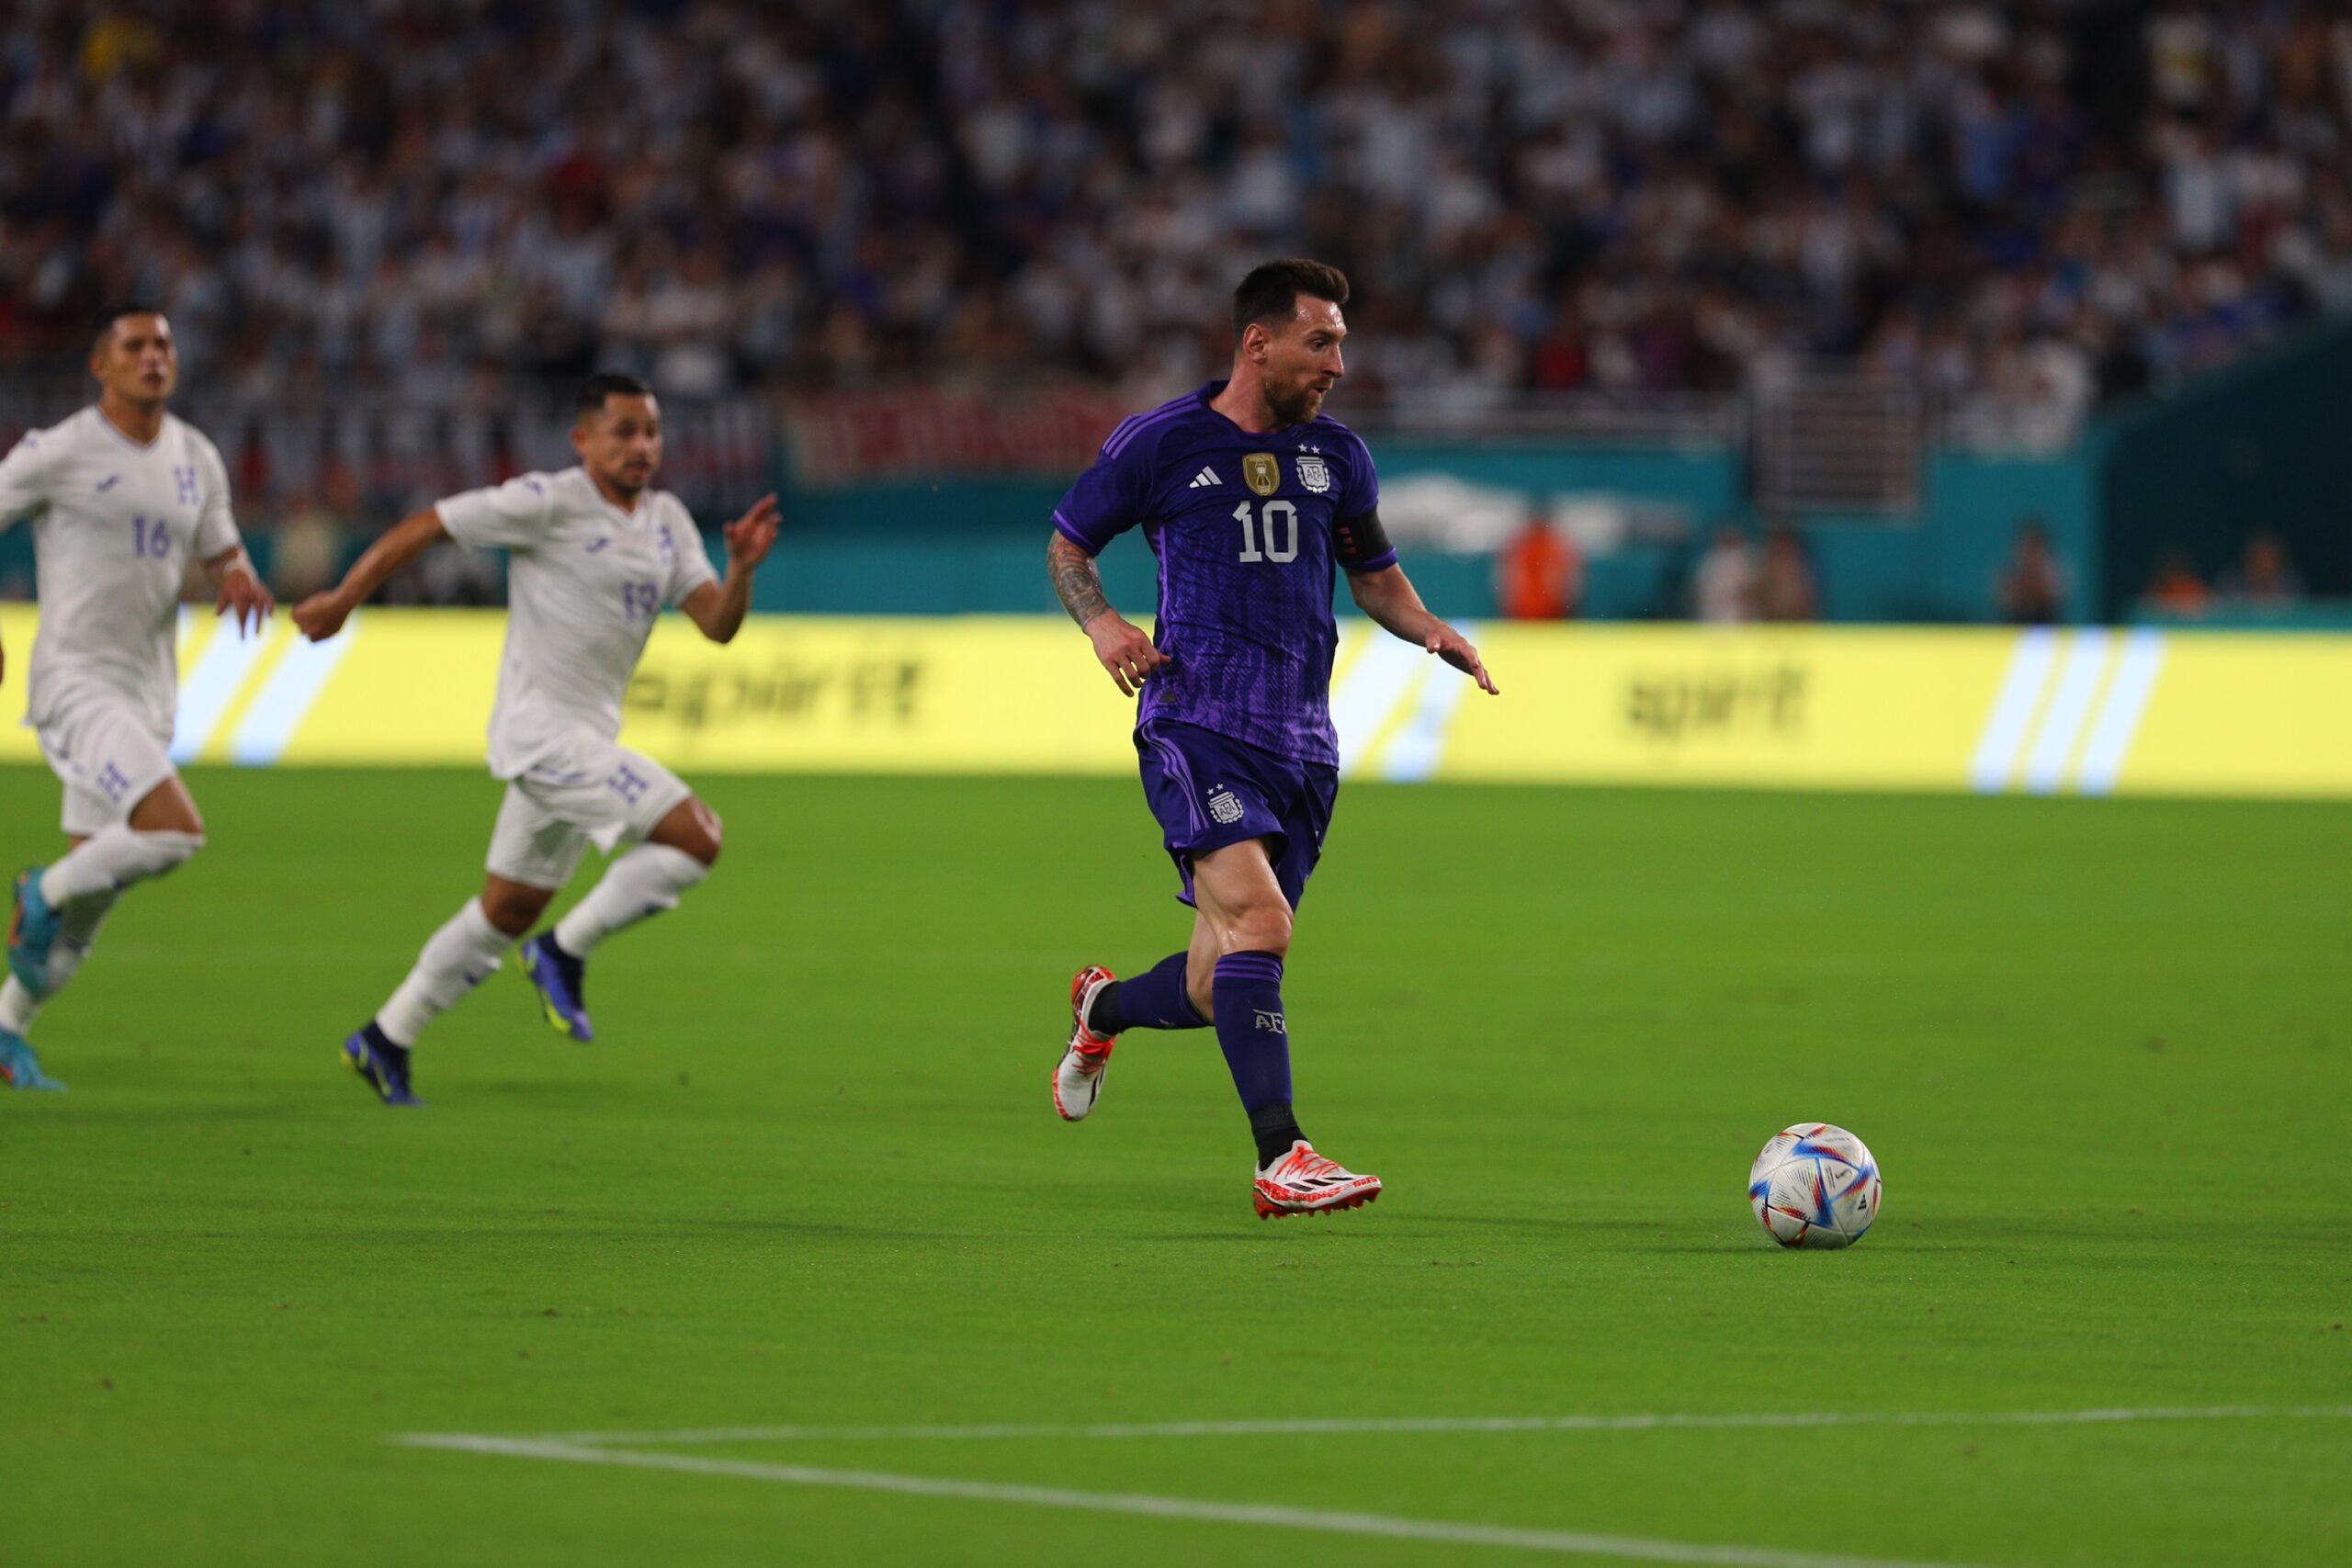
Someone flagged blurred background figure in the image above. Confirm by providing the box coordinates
[2143,547,2211,615]
[1997,518,2071,625]
[2219,530,2305,606]
[267,493,342,604]
[1496,513,1581,621]
[1692,526,1759,624]
[1757,526,1820,623]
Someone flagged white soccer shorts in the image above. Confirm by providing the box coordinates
[36,698,180,837]
[484,737,693,890]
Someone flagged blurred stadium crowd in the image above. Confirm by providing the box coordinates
[4,0,2351,435]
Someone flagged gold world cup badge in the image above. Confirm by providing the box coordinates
[1243,453,1281,496]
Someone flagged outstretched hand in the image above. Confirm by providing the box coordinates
[1086,612,1170,697]
[292,591,352,643]
[724,494,781,571]
[218,567,277,637]
[1426,624,1498,694]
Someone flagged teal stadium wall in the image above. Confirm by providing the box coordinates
[2093,318,2352,618]
[756,438,2098,624]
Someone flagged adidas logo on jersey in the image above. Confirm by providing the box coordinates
[1188,467,1221,489]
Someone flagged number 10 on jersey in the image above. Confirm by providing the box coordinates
[1234,500,1297,563]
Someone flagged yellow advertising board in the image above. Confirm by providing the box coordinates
[0,607,2342,798]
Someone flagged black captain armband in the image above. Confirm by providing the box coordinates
[1334,508,1393,569]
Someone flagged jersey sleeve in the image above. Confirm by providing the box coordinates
[436,473,555,551]
[0,429,57,530]
[1332,431,1396,573]
[1051,430,1155,556]
[189,432,243,559]
[663,505,720,604]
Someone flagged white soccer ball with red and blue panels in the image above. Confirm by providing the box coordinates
[1748,1123,1881,1249]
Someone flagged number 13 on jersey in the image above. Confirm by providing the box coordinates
[1233,500,1298,563]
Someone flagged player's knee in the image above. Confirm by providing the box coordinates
[655,799,721,867]
[687,808,722,867]
[1228,902,1293,957]
[128,780,203,837]
[479,884,548,937]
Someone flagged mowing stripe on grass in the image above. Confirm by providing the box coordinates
[395,1433,1992,1568]
[515,1404,2352,1448]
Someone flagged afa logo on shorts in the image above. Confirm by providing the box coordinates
[1205,786,1245,825]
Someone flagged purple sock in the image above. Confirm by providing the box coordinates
[1211,951,1291,1111]
[1090,951,1205,1033]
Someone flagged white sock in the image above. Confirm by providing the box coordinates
[0,977,37,1035]
[0,890,117,1032]
[40,828,203,905]
[552,845,709,957]
[375,898,515,1047]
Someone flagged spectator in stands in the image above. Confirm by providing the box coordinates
[1496,514,1581,620]
[1997,519,2071,625]
[2144,547,2211,615]
[1692,525,1759,623]
[4,0,2349,471]
[2219,530,2306,606]
[1758,525,1822,622]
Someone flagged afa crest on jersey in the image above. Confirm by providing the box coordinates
[1295,453,1330,493]
[1243,453,1281,496]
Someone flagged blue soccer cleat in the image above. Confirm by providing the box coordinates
[0,1027,65,1091]
[9,866,60,993]
[519,934,594,1043]
[343,1025,420,1106]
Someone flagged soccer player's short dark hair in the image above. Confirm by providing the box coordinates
[576,371,654,414]
[92,301,166,349]
[1232,259,1350,342]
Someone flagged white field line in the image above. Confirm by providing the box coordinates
[393,1433,1994,1568]
[507,1404,2352,1449]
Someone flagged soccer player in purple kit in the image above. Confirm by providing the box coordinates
[1046,259,1498,1218]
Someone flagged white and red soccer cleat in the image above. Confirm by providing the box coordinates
[1252,1141,1382,1219]
[1052,964,1118,1122]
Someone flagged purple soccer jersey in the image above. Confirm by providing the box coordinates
[1054,380,1396,767]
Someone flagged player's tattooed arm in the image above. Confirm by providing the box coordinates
[291,505,449,642]
[1049,532,1169,697]
[1047,532,1113,628]
[1348,563,1500,695]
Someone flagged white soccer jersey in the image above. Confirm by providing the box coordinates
[0,406,243,734]
[436,468,718,779]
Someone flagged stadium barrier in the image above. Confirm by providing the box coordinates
[0,608,2343,798]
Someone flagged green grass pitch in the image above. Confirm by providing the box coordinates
[2,766,2346,1567]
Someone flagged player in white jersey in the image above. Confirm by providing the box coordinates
[0,305,274,1092]
[291,373,778,1105]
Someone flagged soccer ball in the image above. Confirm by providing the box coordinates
[1747,1123,1881,1249]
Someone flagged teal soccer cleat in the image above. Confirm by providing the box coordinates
[8,866,59,993]
[0,1028,65,1091]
